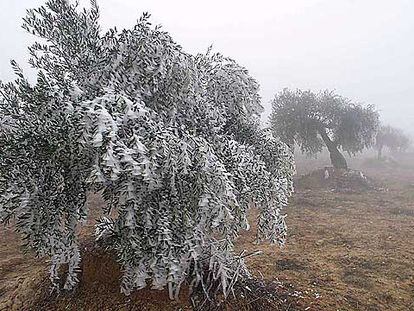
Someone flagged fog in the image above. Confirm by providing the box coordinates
[1,0,413,135]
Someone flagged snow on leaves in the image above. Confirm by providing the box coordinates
[0,0,294,300]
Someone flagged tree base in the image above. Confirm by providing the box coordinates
[295,167,385,193]
[28,239,315,310]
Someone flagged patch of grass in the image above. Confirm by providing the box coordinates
[275,258,308,272]
[342,268,373,289]
[337,256,384,272]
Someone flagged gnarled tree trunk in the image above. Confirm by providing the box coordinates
[318,129,348,170]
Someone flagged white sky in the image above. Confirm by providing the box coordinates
[1,0,413,134]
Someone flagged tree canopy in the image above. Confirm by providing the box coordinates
[270,88,379,169]
[0,0,294,299]
[375,125,411,159]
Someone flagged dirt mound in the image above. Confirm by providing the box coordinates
[295,167,384,193]
[29,241,314,311]
[29,241,191,311]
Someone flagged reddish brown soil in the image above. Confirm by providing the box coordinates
[1,153,413,310]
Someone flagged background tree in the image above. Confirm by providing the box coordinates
[0,0,294,299]
[270,88,379,170]
[375,125,411,159]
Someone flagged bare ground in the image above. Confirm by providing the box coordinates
[1,153,413,310]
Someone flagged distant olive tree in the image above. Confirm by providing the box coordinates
[0,0,294,300]
[270,89,379,170]
[375,125,411,159]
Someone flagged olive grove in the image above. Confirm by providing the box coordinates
[0,0,294,299]
[270,88,379,170]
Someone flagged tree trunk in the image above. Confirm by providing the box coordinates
[318,129,348,170]
[327,146,348,170]
[377,146,383,160]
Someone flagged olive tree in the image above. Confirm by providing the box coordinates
[0,0,294,299]
[270,88,379,170]
[375,125,411,159]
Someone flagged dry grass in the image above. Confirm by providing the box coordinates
[237,185,414,310]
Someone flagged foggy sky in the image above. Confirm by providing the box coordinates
[1,0,413,135]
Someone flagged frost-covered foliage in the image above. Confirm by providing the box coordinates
[0,0,294,299]
[270,88,379,170]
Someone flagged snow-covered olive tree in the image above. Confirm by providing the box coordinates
[270,88,379,170]
[0,0,294,299]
